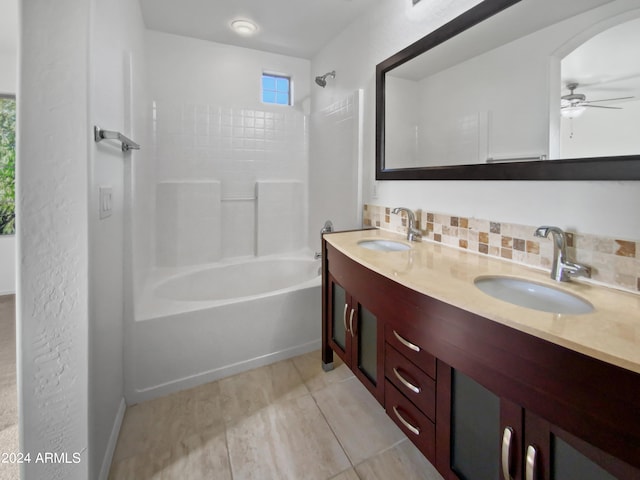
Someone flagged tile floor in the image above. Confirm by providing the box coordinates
[0,295,18,480]
[109,350,445,480]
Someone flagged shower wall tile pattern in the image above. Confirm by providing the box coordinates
[153,102,308,189]
[364,204,640,293]
[153,101,308,264]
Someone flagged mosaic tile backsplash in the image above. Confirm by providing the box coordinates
[363,204,640,293]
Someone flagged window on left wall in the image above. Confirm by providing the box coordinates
[262,73,291,106]
[0,95,16,235]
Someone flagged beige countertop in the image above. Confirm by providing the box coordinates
[325,229,640,375]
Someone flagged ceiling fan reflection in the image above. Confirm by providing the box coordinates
[561,82,634,118]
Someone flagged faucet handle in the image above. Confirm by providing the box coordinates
[534,225,564,239]
[408,227,422,242]
[563,261,592,279]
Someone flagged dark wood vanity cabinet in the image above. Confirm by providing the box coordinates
[437,362,632,480]
[321,236,640,479]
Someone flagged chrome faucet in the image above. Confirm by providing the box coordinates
[534,226,591,282]
[392,207,421,242]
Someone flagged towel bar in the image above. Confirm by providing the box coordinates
[94,126,140,152]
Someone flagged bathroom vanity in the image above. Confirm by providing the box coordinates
[321,229,640,480]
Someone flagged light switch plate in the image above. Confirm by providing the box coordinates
[99,186,113,219]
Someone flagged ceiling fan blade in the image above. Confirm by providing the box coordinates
[583,104,623,110]
[584,96,634,104]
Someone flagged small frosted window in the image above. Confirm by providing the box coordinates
[262,74,291,105]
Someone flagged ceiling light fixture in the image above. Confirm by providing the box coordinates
[231,19,258,36]
[561,106,586,119]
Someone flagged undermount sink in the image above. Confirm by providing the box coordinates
[474,276,594,315]
[357,239,411,252]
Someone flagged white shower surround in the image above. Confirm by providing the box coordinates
[126,32,319,403]
[146,30,312,265]
[130,255,321,403]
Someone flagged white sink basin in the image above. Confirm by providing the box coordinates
[358,239,411,252]
[474,276,593,315]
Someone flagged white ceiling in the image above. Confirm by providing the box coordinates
[0,0,18,55]
[138,0,378,59]
[0,0,375,59]
[561,16,640,103]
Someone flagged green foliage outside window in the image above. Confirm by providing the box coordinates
[0,97,16,235]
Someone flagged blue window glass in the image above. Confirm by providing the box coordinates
[262,76,276,91]
[262,74,291,105]
[276,78,288,91]
[263,91,276,104]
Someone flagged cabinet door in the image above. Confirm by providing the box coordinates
[327,274,350,363]
[451,368,500,480]
[525,411,633,480]
[326,276,383,403]
[437,362,523,480]
[351,297,384,404]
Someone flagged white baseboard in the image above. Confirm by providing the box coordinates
[127,339,321,405]
[98,397,127,480]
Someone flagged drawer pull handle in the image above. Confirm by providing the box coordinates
[392,406,420,436]
[349,308,355,338]
[525,444,538,480]
[393,330,420,352]
[502,427,514,480]
[343,304,348,333]
[393,367,421,394]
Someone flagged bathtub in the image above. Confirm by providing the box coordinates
[128,255,322,403]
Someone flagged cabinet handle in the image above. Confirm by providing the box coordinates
[343,304,348,333]
[525,444,538,480]
[392,406,420,436]
[393,367,421,394]
[349,308,355,338]
[393,330,420,352]
[501,427,514,480]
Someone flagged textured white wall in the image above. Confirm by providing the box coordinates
[90,0,148,478]
[18,1,90,479]
[19,0,147,478]
[311,0,640,239]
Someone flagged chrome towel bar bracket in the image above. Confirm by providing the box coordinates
[94,125,140,152]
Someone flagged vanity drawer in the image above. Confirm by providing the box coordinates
[385,379,435,462]
[385,344,436,420]
[385,322,436,379]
